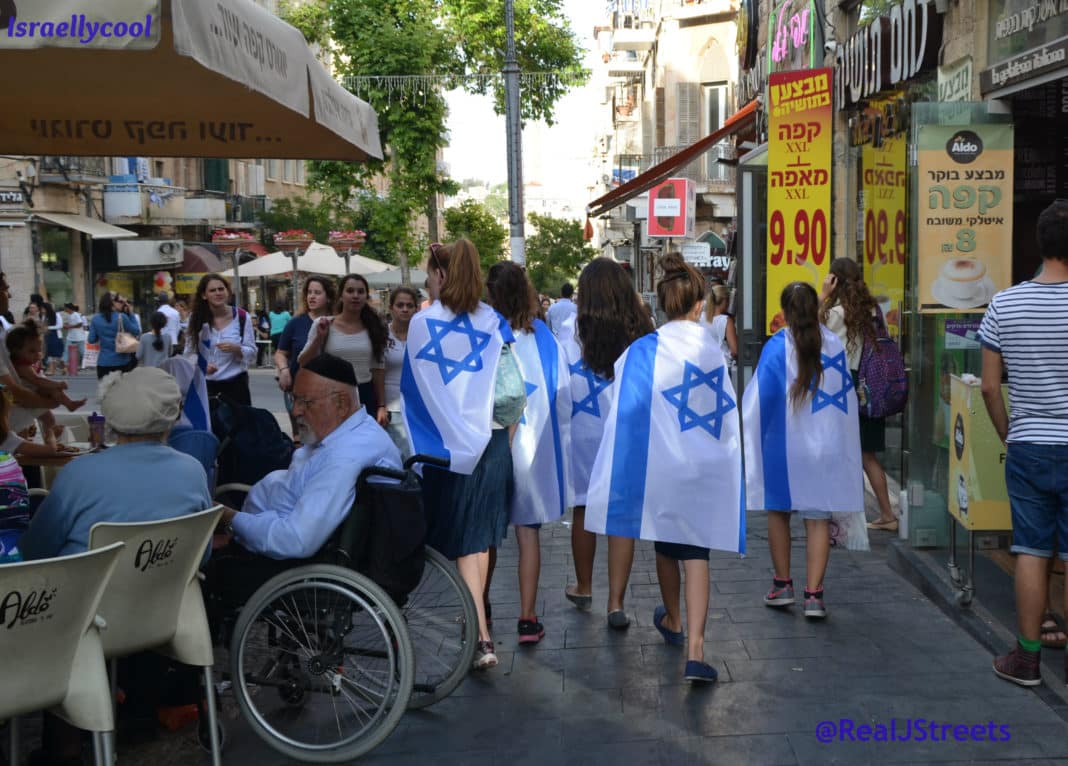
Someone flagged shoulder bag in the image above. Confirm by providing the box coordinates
[114,314,140,355]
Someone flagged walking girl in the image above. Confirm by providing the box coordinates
[485,262,572,644]
[560,258,654,628]
[743,282,863,619]
[275,276,336,444]
[184,274,257,405]
[383,286,418,458]
[584,254,743,682]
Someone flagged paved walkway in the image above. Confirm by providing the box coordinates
[106,510,1068,765]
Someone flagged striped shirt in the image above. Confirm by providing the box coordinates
[977,281,1068,444]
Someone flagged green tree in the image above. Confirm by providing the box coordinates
[443,200,508,272]
[483,183,509,219]
[524,212,595,294]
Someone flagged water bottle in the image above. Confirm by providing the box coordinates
[88,411,106,447]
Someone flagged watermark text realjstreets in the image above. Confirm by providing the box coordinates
[815,718,1011,744]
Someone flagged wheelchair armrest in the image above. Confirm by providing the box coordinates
[214,483,252,499]
[28,488,50,498]
[404,454,450,471]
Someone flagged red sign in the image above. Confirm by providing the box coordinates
[647,178,695,237]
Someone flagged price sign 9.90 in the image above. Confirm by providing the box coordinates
[769,208,829,266]
[863,208,906,265]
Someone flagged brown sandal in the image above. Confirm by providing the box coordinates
[1041,611,1067,649]
[866,518,899,532]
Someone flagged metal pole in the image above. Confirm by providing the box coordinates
[344,249,351,276]
[504,0,525,265]
[231,249,243,309]
[291,250,300,309]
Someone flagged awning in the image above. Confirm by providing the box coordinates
[365,267,428,289]
[586,99,759,218]
[183,245,224,273]
[0,0,381,161]
[222,242,391,278]
[697,231,727,251]
[32,212,138,239]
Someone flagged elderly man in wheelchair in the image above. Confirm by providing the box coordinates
[203,353,479,763]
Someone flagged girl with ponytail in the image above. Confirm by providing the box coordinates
[742,281,863,621]
[820,257,895,530]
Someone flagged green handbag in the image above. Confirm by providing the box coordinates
[492,344,527,426]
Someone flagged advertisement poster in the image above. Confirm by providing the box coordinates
[917,124,1014,314]
[862,135,907,340]
[766,68,833,333]
[932,316,982,449]
[647,178,695,238]
[947,375,1011,531]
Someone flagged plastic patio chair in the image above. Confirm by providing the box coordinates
[88,506,225,766]
[0,542,125,766]
[168,428,220,490]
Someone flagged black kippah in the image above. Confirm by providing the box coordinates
[302,353,358,387]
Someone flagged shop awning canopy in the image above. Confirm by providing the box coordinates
[697,230,727,251]
[365,266,428,289]
[31,212,138,239]
[586,99,759,218]
[223,242,391,278]
[0,0,381,160]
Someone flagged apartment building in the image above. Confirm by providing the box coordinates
[588,0,748,293]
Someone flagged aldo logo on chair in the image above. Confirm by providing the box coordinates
[134,537,177,572]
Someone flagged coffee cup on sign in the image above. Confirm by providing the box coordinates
[940,258,987,301]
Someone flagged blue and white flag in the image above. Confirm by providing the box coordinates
[742,326,863,514]
[509,320,573,525]
[401,301,513,475]
[584,321,745,553]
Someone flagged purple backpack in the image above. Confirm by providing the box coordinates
[856,306,907,419]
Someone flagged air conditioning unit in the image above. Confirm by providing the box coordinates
[117,239,184,268]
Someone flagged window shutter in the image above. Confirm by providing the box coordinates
[202,159,229,193]
[677,82,701,146]
[655,87,665,148]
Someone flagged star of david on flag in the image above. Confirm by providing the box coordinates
[661,361,736,439]
[811,350,853,414]
[415,313,492,385]
[570,359,611,418]
[519,381,538,424]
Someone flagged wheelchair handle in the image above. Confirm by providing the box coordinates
[404,454,450,471]
[360,466,409,483]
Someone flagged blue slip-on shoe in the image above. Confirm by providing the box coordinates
[653,605,685,646]
[684,660,719,684]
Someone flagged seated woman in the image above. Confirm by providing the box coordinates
[19,367,213,560]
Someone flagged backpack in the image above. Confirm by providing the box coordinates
[209,397,294,488]
[856,306,908,419]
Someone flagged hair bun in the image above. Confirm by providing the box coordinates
[659,252,689,276]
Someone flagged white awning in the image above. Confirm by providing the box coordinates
[32,213,138,239]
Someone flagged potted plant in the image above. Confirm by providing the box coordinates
[273,228,315,251]
[211,229,257,255]
[327,229,366,250]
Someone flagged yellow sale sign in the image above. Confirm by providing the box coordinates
[766,68,833,334]
[862,136,907,340]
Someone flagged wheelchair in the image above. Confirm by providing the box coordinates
[210,455,478,763]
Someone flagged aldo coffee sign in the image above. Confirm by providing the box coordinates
[836,0,943,109]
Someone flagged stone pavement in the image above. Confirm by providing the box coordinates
[105,510,1068,766]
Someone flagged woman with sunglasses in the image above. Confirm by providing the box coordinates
[382,286,418,457]
[401,240,524,670]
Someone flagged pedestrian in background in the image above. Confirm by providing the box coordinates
[63,303,88,373]
[981,199,1068,688]
[137,311,173,368]
[743,282,863,620]
[546,282,577,335]
[89,291,141,379]
[561,258,654,628]
[275,276,335,446]
[184,274,256,405]
[382,286,418,458]
[268,300,291,352]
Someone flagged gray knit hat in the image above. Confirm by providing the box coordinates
[98,367,182,435]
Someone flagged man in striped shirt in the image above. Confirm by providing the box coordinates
[980,199,1068,688]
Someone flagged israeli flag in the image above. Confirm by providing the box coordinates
[584,321,745,553]
[742,326,863,514]
[401,301,513,475]
[558,317,614,506]
[509,320,573,525]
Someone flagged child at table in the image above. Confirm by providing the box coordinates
[0,385,64,562]
[5,320,86,447]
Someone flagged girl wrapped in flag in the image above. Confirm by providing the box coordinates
[742,281,864,620]
[484,262,572,644]
[585,254,744,683]
[401,239,522,670]
[559,258,654,628]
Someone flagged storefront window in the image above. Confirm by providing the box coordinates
[37,226,73,308]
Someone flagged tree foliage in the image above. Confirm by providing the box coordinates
[443,200,508,273]
[524,212,595,294]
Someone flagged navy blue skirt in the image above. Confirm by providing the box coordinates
[422,429,513,559]
[46,330,63,359]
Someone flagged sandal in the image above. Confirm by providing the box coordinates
[866,518,898,532]
[565,585,592,611]
[1041,611,1067,649]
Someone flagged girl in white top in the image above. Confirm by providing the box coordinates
[299,274,389,425]
[183,273,257,406]
[383,286,418,456]
[701,284,738,369]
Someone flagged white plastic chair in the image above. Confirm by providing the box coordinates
[0,542,125,766]
[88,506,224,766]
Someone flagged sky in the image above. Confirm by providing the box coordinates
[442,0,603,212]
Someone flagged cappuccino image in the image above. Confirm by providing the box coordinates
[940,258,987,301]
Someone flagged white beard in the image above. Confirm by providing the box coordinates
[297,422,320,447]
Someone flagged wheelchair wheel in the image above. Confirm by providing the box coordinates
[230,565,414,763]
[404,547,478,709]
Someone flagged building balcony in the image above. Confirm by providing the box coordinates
[611,27,655,51]
[672,0,735,23]
[607,57,646,78]
[227,194,270,225]
[652,141,737,188]
[38,156,109,185]
[103,184,227,226]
